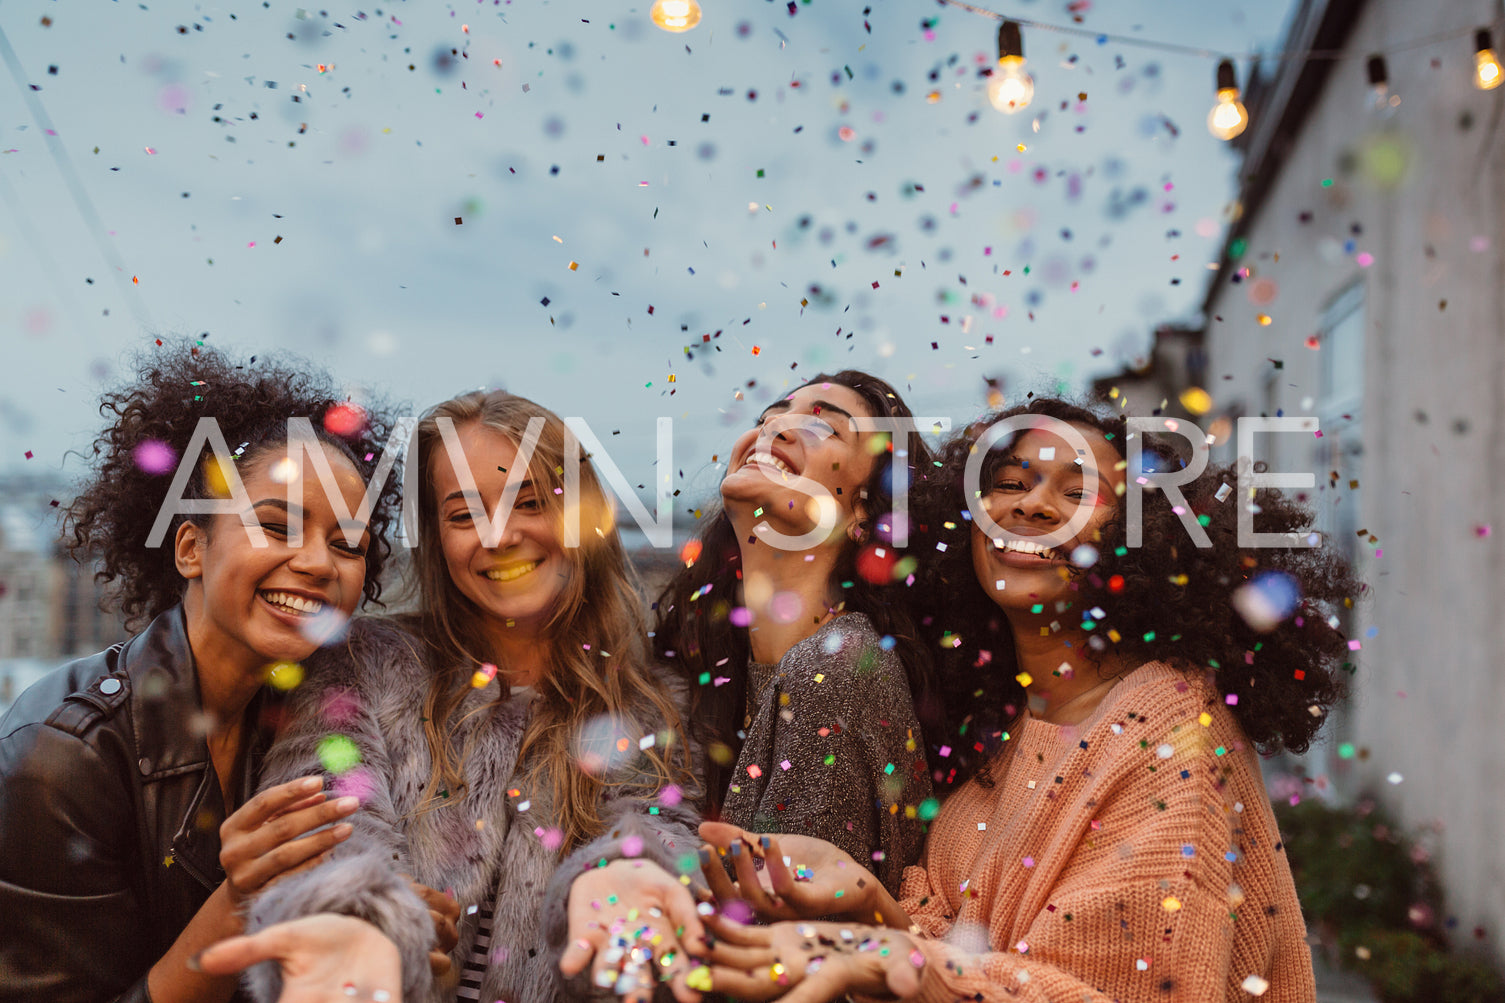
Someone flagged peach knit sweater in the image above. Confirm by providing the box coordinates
[898,661,1315,1002]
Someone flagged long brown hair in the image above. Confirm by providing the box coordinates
[652,370,940,811]
[409,390,693,852]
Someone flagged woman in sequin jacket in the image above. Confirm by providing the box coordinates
[653,371,937,895]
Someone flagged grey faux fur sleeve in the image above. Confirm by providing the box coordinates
[242,619,436,1003]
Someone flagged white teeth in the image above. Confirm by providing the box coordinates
[485,560,542,583]
[996,539,1063,560]
[262,591,325,614]
[747,452,795,476]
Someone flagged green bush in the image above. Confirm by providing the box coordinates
[1274,797,1505,1003]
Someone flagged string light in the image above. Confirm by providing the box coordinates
[986,20,1034,113]
[1474,29,1503,90]
[1365,54,1398,115]
[1207,59,1249,141]
[650,0,702,33]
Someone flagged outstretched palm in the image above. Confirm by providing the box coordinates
[699,822,881,923]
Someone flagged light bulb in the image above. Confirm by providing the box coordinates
[650,0,701,33]
[1364,54,1396,117]
[988,56,1035,113]
[987,21,1033,114]
[1207,59,1248,141]
[1207,89,1248,141]
[1476,50,1503,89]
[1475,29,1503,90]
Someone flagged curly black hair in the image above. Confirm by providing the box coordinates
[64,339,405,629]
[914,396,1364,789]
[653,370,940,811]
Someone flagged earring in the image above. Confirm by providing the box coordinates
[847,522,865,544]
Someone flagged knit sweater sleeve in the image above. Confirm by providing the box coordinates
[240,620,435,1003]
[904,713,1309,1003]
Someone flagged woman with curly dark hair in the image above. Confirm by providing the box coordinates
[656,371,937,897]
[0,341,406,1003]
[695,396,1359,1003]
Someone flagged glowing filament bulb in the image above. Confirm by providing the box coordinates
[1207,59,1248,141]
[987,21,1033,114]
[1475,29,1503,90]
[650,0,702,33]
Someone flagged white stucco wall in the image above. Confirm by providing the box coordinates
[1203,0,1505,958]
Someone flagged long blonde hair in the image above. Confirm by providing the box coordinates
[410,390,693,851]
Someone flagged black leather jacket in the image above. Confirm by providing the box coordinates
[0,606,271,1002]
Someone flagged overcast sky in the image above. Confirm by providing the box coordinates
[0,0,1295,515]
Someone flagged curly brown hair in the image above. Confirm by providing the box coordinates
[64,340,405,629]
[914,396,1364,788]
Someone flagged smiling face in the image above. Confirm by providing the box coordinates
[970,422,1126,612]
[177,441,371,680]
[430,421,571,639]
[720,382,878,544]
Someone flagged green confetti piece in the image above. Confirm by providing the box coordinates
[317,734,361,775]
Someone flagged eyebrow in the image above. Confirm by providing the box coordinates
[759,398,857,427]
[250,498,303,518]
[441,480,535,506]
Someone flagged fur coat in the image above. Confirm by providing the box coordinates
[243,617,701,1003]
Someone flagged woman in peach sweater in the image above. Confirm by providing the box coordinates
[696,398,1360,1003]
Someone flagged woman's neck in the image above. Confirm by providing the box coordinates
[737,538,843,665]
[181,591,269,732]
[1006,610,1130,726]
[483,622,550,689]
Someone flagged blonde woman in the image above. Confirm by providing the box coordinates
[242,391,705,1003]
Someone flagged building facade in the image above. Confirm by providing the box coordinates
[1199,0,1505,961]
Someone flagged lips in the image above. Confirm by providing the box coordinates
[259,590,327,615]
[484,559,543,583]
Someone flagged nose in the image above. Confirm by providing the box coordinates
[286,530,338,580]
[1011,482,1060,523]
[486,515,525,551]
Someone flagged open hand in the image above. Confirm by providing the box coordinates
[197,913,402,1002]
[701,915,924,1003]
[698,822,879,924]
[560,858,709,1003]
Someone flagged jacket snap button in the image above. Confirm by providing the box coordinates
[99,678,122,696]
[138,757,152,775]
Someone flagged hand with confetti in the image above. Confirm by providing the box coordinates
[697,822,909,929]
[700,915,924,1003]
[197,913,402,1002]
[559,858,710,1003]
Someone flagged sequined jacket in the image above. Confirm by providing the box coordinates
[720,613,932,895]
[0,607,267,1003]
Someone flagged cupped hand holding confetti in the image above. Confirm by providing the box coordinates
[697,822,906,929]
[700,915,924,1003]
[560,857,709,1003]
